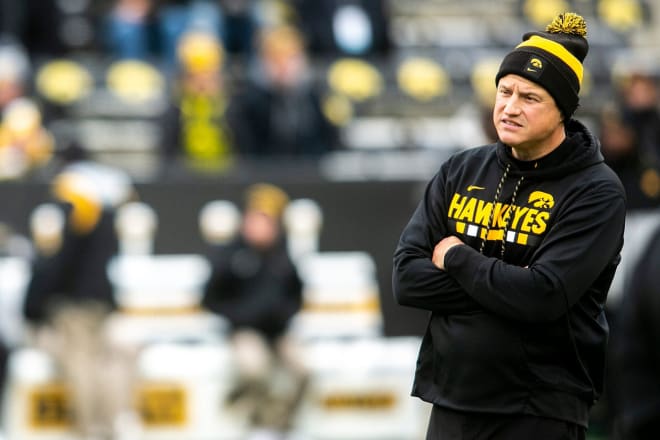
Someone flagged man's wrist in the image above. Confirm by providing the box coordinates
[443,243,464,270]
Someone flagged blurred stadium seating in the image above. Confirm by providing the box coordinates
[5,0,653,182]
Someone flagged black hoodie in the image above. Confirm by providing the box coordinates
[392,119,625,427]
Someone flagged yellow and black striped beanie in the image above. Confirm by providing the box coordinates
[495,12,588,119]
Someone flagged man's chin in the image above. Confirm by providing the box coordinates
[497,134,523,148]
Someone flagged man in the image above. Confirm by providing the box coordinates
[613,69,660,208]
[392,13,625,439]
[24,140,134,325]
[202,183,302,341]
[226,24,338,157]
[201,183,305,437]
[161,29,234,173]
[23,140,137,440]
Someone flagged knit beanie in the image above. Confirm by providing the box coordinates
[495,12,589,119]
[245,183,289,220]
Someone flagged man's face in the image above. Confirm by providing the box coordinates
[493,74,565,161]
[183,70,222,95]
[241,210,279,249]
[624,74,658,111]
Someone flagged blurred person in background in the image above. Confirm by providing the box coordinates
[22,139,138,440]
[155,0,258,72]
[608,223,660,439]
[102,0,159,61]
[598,103,639,198]
[227,24,339,158]
[0,97,54,180]
[0,41,30,111]
[0,40,49,180]
[603,68,660,210]
[393,13,625,439]
[598,97,660,208]
[22,140,134,324]
[160,28,235,173]
[201,183,305,439]
[156,0,252,73]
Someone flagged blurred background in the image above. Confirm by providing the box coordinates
[0,0,659,439]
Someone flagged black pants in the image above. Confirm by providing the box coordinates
[426,405,586,440]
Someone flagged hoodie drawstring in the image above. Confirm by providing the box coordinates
[500,175,524,259]
[478,163,525,259]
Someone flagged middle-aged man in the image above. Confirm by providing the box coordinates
[393,12,626,440]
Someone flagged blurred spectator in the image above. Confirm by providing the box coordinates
[600,103,637,172]
[102,0,159,60]
[227,24,339,157]
[202,183,301,340]
[159,0,258,61]
[23,139,134,325]
[161,29,235,172]
[601,70,660,210]
[599,104,644,206]
[0,41,30,111]
[201,183,306,436]
[22,140,137,439]
[289,0,391,57]
[609,222,660,439]
[620,71,660,205]
[0,42,48,177]
[156,0,224,72]
[0,97,54,180]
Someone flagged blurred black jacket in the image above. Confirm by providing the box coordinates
[23,205,118,325]
[201,235,303,341]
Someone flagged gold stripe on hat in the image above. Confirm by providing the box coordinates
[516,35,583,85]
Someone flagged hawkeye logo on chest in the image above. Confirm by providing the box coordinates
[528,190,554,208]
[447,188,555,247]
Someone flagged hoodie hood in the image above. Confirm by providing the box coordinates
[496,118,604,180]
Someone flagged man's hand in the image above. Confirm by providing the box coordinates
[433,236,464,270]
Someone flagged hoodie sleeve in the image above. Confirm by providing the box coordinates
[392,169,483,314]
[444,181,625,323]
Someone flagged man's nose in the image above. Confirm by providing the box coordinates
[503,96,521,114]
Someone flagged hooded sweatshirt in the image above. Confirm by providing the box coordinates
[392,119,625,427]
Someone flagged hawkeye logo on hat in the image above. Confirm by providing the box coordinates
[524,56,545,78]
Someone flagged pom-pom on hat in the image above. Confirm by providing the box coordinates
[495,12,589,119]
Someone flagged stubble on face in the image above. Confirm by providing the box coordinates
[493,74,565,161]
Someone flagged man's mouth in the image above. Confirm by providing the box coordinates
[501,118,522,127]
